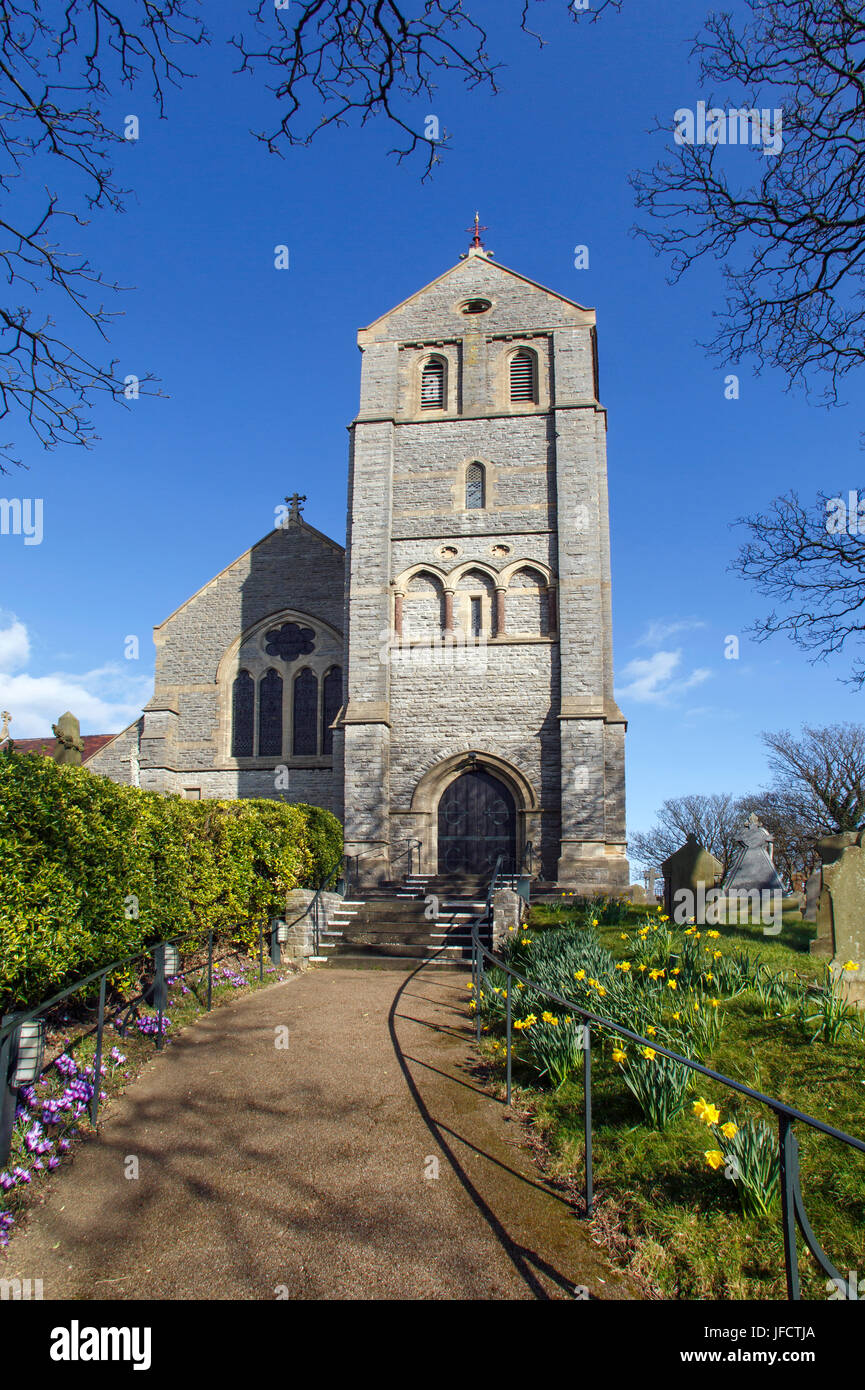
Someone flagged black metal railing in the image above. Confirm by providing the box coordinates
[0,916,286,1168]
[470,920,865,1301]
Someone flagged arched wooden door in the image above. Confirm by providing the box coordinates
[437,770,516,875]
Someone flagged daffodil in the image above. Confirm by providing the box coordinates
[693,1097,721,1125]
[721,1122,738,1140]
[574,969,586,981]
[541,1011,558,1024]
[667,978,677,990]
[649,968,665,981]
[705,1150,725,1170]
[642,1046,657,1060]
[843,961,860,972]
[616,960,631,972]
[612,1047,627,1064]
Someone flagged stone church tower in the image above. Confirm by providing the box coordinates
[341,232,628,891]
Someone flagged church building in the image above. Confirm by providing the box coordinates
[88,228,628,893]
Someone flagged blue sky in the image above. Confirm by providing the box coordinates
[1,0,862,858]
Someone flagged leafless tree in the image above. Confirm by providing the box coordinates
[761,722,865,832]
[731,489,865,684]
[627,0,865,406]
[0,0,207,471]
[629,792,745,873]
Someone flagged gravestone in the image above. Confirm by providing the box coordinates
[803,867,821,923]
[626,883,650,905]
[52,711,84,766]
[813,833,865,975]
[721,814,784,894]
[661,835,723,920]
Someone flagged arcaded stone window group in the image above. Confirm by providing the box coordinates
[393,564,556,642]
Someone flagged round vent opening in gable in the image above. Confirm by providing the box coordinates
[460,298,492,315]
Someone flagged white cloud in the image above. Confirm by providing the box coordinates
[635,618,707,648]
[0,614,30,673]
[616,649,712,705]
[0,616,151,737]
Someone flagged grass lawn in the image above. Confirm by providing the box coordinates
[475,902,865,1300]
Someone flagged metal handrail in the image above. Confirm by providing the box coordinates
[0,916,276,1167]
[470,921,865,1301]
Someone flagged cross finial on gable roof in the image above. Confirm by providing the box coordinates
[462,212,492,259]
[284,493,306,523]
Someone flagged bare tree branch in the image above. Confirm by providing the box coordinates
[730,488,865,684]
[0,0,205,470]
[630,0,865,405]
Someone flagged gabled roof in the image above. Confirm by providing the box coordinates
[154,516,344,632]
[359,251,593,335]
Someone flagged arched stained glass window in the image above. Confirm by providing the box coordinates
[466,462,485,510]
[421,357,445,409]
[258,668,283,757]
[292,668,318,756]
[321,667,343,756]
[231,670,255,757]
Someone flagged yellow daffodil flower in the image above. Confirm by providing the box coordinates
[693,1097,721,1125]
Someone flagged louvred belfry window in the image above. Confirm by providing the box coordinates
[421,358,445,409]
[466,462,485,510]
[509,350,535,402]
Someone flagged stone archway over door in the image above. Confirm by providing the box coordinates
[437,770,516,875]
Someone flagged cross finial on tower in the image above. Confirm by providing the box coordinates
[466,211,488,251]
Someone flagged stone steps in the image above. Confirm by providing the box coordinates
[312,877,490,969]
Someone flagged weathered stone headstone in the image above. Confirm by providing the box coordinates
[661,835,723,920]
[625,883,650,905]
[803,867,821,923]
[813,832,865,976]
[52,711,84,766]
[721,814,784,894]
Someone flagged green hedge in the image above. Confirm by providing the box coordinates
[0,749,343,1008]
